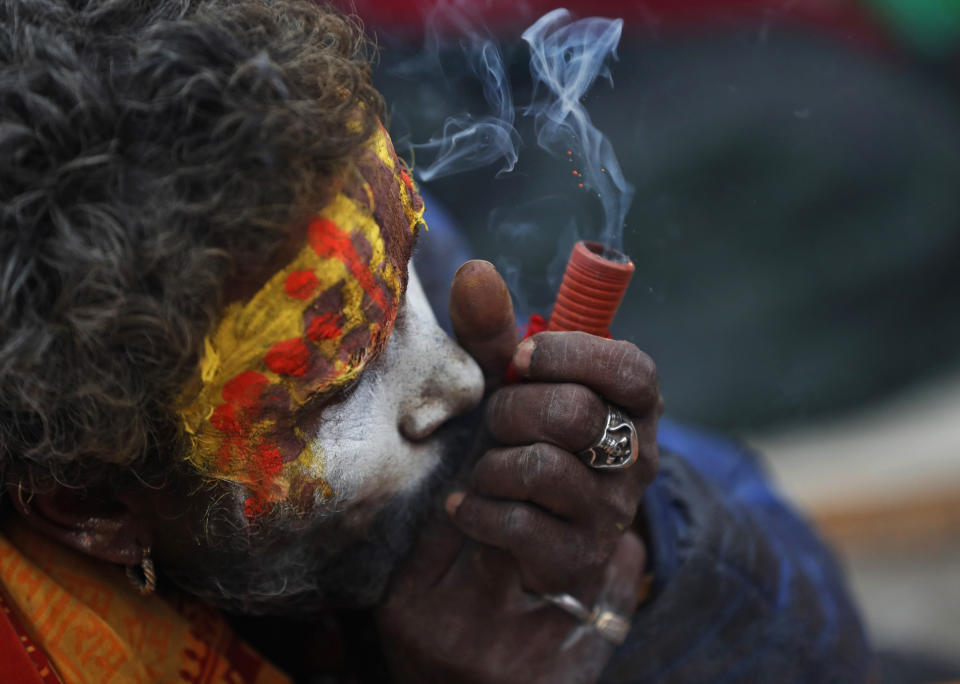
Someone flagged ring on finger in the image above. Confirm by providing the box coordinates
[577,404,638,470]
[541,592,630,645]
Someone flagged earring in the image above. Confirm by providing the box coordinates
[126,546,157,596]
[16,480,32,515]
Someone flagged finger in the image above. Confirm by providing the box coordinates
[599,531,647,615]
[472,443,594,518]
[487,382,659,491]
[485,382,606,453]
[446,491,611,594]
[449,260,518,386]
[471,444,634,528]
[629,413,661,490]
[554,533,645,652]
[512,332,661,416]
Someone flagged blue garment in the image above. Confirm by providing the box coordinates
[602,418,873,682]
[412,191,474,336]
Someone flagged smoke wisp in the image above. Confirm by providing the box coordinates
[398,4,636,315]
[522,8,635,251]
[407,2,521,181]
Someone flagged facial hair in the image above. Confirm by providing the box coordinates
[161,409,484,617]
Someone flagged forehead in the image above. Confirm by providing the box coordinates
[347,122,423,274]
[224,121,422,305]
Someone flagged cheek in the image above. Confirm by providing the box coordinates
[305,372,432,510]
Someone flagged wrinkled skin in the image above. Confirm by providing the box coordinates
[377,260,664,684]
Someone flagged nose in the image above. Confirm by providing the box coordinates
[397,269,484,442]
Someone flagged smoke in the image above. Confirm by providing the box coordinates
[407,6,634,250]
[488,197,580,319]
[522,9,635,251]
[407,2,521,181]
[396,4,634,319]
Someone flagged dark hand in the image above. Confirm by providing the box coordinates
[378,522,646,684]
[448,261,662,601]
[377,260,661,683]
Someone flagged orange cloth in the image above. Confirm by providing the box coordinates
[0,520,289,684]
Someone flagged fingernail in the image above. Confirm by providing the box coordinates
[453,260,495,280]
[513,338,536,375]
[445,491,466,517]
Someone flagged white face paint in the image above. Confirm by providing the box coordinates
[304,265,484,520]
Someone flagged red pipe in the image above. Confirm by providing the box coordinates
[547,241,634,337]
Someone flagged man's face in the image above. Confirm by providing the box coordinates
[303,265,484,525]
[177,124,440,520]
[151,128,485,614]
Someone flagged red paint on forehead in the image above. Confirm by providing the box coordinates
[239,439,287,519]
[222,371,269,408]
[307,217,389,313]
[265,338,311,377]
[208,372,302,520]
[255,441,284,477]
[284,270,320,300]
[210,402,240,435]
[306,312,343,342]
[400,168,414,193]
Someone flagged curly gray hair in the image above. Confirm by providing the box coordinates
[0,0,383,490]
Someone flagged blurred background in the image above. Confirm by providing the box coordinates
[339,1,960,680]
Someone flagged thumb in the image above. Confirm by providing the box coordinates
[449,260,518,388]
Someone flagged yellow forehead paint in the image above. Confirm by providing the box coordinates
[178,125,423,519]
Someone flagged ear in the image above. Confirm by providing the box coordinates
[7,482,151,566]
